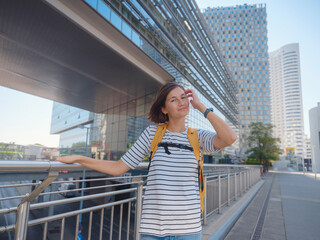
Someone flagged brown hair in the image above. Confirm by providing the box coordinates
[148,81,185,124]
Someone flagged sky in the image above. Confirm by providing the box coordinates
[196,0,320,137]
[0,87,60,147]
[0,0,319,147]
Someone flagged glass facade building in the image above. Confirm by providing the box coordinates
[51,0,238,160]
[203,4,271,154]
[50,102,94,148]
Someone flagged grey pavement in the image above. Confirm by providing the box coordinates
[214,171,320,240]
[276,171,320,240]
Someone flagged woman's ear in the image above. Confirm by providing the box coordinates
[161,106,168,115]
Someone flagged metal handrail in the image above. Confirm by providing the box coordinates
[0,197,136,233]
[0,160,260,172]
[0,182,138,202]
[0,186,139,215]
[0,160,261,239]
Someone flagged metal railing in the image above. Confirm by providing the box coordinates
[0,160,261,240]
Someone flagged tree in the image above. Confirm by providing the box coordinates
[71,142,86,148]
[246,122,282,172]
[219,154,232,164]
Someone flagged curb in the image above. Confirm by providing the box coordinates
[207,180,265,240]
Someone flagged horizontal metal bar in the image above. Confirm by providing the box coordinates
[0,197,136,234]
[206,171,245,180]
[0,174,147,191]
[0,185,139,215]
[0,182,40,189]
[0,160,86,172]
[0,160,261,172]
[0,180,141,202]
[50,175,148,184]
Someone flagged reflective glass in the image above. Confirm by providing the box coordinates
[131,30,141,47]
[97,0,111,21]
[85,0,97,8]
[122,21,132,39]
[110,11,122,31]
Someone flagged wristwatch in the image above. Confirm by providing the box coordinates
[204,108,213,118]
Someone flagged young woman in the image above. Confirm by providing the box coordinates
[57,81,237,239]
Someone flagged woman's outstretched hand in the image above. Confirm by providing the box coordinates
[57,155,130,176]
[56,155,82,164]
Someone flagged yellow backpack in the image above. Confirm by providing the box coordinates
[148,123,205,214]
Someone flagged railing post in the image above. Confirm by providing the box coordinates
[256,168,258,183]
[239,171,242,197]
[252,169,254,184]
[227,173,230,206]
[203,176,207,225]
[234,172,237,201]
[218,174,221,214]
[245,170,247,191]
[135,181,143,240]
[14,171,58,240]
[247,170,249,189]
[15,201,30,240]
[246,170,248,190]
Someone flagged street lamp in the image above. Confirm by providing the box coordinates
[77,124,98,236]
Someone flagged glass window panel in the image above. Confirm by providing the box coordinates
[122,21,132,39]
[110,11,122,31]
[85,0,97,9]
[97,0,110,21]
[132,30,141,47]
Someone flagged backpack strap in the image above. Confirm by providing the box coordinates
[187,128,200,164]
[148,123,167,170]
[188,127,205,214]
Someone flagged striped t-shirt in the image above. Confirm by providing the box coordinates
[121,124,216,236]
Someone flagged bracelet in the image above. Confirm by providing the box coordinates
[204,108,213,118]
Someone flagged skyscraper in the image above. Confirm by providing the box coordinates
[269,43,305,157]
[203,4,270,154]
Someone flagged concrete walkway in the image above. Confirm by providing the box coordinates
[207,171,320,240]
[276,171,320,240]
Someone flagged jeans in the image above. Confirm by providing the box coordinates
[140,232,202,240]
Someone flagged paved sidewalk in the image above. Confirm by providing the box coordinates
[276,171,320,240]
[210,171,320,240]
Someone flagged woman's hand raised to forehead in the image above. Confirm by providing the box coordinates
[185,89,203,111]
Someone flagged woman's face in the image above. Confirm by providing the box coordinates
[161,87,189,120]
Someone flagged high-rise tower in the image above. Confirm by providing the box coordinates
[203,4,270,154]
[270,43,305,157]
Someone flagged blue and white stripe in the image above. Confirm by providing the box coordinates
[121,124,216,236]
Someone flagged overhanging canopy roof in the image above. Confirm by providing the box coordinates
[0,0,173,112]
